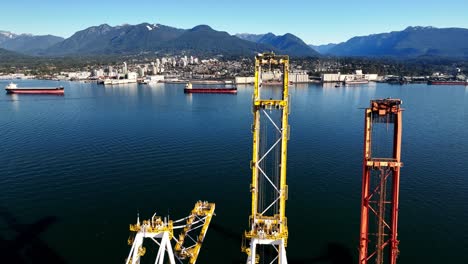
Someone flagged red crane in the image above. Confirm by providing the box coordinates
[359,99,403,264]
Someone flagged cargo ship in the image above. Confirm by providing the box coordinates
[184,82,237,94]
[428,80,468,85]
[5,83,64,94]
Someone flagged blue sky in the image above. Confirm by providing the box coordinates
[2,0,468,45]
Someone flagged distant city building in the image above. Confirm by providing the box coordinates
[92,69,105,78]
[128,72,138,80]
[150,62,158,75]
[182,57,188,67]
[322,73,341,82]
[123,62,128,75]
[261,70,283,81]
[64,71,91,80]
[147,75,165,82]
[0,73,29,80]
[289,71,309,83]
[107,66,118,77]
[137,66,145,77]
[235,76,255,84]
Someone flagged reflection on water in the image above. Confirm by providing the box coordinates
[185,92,193,105]
[352,83,374,102]
[322,82,340,89]
[290,83,309,89]
[143,83,166,99]
[235,84,251,89]
[258,85,284,100]
[103,83,138,96]
[9,94,20,111]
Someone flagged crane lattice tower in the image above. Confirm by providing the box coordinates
[359,99,403,264]
[243,52,290,264]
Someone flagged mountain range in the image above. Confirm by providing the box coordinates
[235,33,319,57]
[319,26,468,58]
[0,47,33,64]
[308,43,337,54]
[39,23,283,57]
[0,47,25,57]
[0,31,63,55]
[1,25,467,59]
[1,24,320,57]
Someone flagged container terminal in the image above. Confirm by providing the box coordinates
[124,53,404,264]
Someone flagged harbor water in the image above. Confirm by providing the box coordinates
[0,80,467,263]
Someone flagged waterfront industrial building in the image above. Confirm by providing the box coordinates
[322,70,379,82]
[235,71,309,84]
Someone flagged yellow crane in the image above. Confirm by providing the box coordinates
[243,52,290,264]
[126,201,215,264]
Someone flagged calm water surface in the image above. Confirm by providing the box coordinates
[0,80,467,263]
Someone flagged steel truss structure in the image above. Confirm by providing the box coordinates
[243,52,290,264]
[359,99,403,264]
[126,201,215,264]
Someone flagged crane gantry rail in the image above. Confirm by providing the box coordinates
[126,201,215,264]
[242,52,290,264]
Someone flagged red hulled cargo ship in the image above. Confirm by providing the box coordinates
[428,80,468,85]
[5,83,64,94]
[184,82,237,94]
